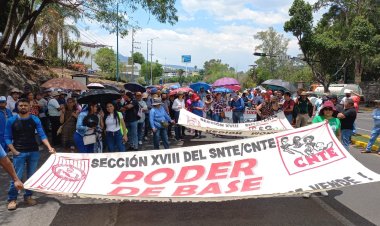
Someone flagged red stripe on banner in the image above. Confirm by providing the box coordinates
[72,159,83,193]
[76,159,90,193]
[48,157,65,190]
[67,158,78,193]
[61,159,73,192]
[31,155,57,188]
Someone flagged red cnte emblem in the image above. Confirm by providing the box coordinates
[187,116,200,127]
[52,164,86,182]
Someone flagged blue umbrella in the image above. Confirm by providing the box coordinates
[190,82,211,92]
[213,87,233,93]
[169,84,180,89]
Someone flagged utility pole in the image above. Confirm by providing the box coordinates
[116,2,119,82]
[146,40,149,84]
[130,29,140,82]
[149,37,158,85]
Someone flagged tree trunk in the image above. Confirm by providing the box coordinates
[354,57,363,84]
[0,0,20,53]
[15,2,48,57]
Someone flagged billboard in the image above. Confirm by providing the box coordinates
[181,55,191,63]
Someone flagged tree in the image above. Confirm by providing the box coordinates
[94,48,116,73]
[254,27,289,78]
[140,62,163,84]
[203,59,236,83]
[284,0,350,92]
[131,52,145,65]
[0,0,178,60]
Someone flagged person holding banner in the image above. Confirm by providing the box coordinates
[282,92,295,123]
[5,98,55,210]
[172,91,186,141]
[190,94,204,139]
[312,101,341,140]
[150,98,174,149]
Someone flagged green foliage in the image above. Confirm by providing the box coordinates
[202,59,236,83]
[131,52,145,65]
[94,48,117,73]
[140,62,163,84]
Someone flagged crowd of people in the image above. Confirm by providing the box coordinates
[1,83,378,209]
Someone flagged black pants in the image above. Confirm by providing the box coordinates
[49,116,61,145]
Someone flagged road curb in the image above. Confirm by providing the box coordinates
[351,135,379,151]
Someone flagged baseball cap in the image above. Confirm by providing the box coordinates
[344,89,352,94]
[0,96,6,103]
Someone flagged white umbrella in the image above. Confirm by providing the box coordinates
[87,83,105,89]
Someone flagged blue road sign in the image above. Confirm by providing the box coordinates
[182,55,191,63]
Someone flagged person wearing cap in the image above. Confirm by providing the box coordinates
[5,98,55,210]
[172,91,186,140]
[361,100,380,154]
[242,90,251,108]
[7,88,22,115]
[190,94,204,139]
[294,91,313,128]
[0,96,12,151]
[337,99,357,151]
[150,98,173,149]
[135,92,148,146]
[47,91,63,146]
[122,92,139,151]
[230,92,245,123]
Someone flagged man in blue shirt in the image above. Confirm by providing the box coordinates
[191,94,204,138]
[5,98,56,211]
[362,100,380,154]
[0,96,12,151]
[149,98,173,149]
[230,93,245,123]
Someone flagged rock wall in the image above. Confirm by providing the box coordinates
[0,61,56,95]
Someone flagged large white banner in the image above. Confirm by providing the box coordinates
[224,108,257,120]
[25,122,380,201]
[178,109,293,136]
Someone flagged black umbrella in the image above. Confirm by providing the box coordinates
[124,82,146,93]
[103,84,122,92]
[77,89,121,104]
[261,79,297,93]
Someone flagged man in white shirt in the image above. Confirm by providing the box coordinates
[6,88,22,115]
[47,91,62,145]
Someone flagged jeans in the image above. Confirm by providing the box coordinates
[212,113,223,122]
[232,111,243,123]
[285,114,293,124]
[341,129,353,151]
[8,151,40,201]
[137,122,144,143]
[126,121,138,149]
[296,113,309,128]
[0,138,6,152]
[74,132,94,153]
[366,127,380,152]
[174,111,184,140]
[153,128,169,149]
[106,130,125,152]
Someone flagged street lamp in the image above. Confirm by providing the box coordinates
[116,2,119,82]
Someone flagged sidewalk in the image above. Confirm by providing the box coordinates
[351,134,380,151]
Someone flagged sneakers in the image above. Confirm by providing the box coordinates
[320,191,328,197]
[24,197,37,206]
[138,141,142,145]
[143,136,148,141]
[7,200,17,211]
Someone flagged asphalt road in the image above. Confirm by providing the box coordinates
[0,112,379,226]
[356,110,375,135]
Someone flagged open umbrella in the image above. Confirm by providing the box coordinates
[224,84,241,91]
[77,89,121,104]
[103,84,122,92]
[190,82,211,92]
[172,87,194,94]
[212,77,240,87]
[87,83,105,89]
[41,78,88,90]
[124,82,146,93]
[213,87,233,93]
[261,79,297,93]
[169,83,180,89]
